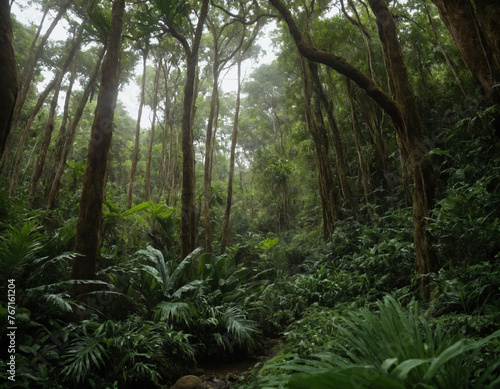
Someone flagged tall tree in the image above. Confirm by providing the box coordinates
[149,0,210,257]
[368,0,436,298]
[269,0,437,298]
[8,76,57,196]
[204,5,259,253]
[299,54,340,239]
[430,0,500,104]
[1,0,73,171]
[71,0,125,309]
[47,47,106,209]
[346,78,371,204]
[0,0,17,159]
[126,40,149,209]
[308,60,354,211]
[28,23,86,203]
[145,55,162,202]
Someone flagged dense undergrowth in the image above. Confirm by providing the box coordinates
[1,107,500,388]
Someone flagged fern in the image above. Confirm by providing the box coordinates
[255,296,500,388]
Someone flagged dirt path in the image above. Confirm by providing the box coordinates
[196,339,284,388]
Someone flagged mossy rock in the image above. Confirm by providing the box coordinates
[171,375,203,389]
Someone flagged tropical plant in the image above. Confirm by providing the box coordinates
[250,296,500,389]
[59,315,196,388]
[133,245,261,357]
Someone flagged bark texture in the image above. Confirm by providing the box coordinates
[0,0,17,159]
[221,56,242,253]
[270,0,437,297]
[368,0,437,298]
[146,57,161,202]
[47,48,106,209]
[72,0,125,303]
[172,0,210,258]
[127,47,148,209]
[29,26,85,202]
[299,54,339,240]
[431,0,500,104]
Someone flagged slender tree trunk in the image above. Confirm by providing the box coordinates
[423,0,466,97]
[46,51,78,191]
[1,0,73,171]
[221,56,242,253]
[346,78,371,203]
[126,47,148,209]
[368,0,437,299]
[431,0,500,104]
[29,26,85,203]
[341,0,375,79]
[353,90,390,189]
[299,54,339,240]
[47,47,106,209]
[171,132,180,207]
[203,62,219,253]
[308,60,354,211]
[270,0,437,297]
[158,63,170,200]
[71,0,125,307]
[9,77,57,196]
[145,57,161,202]
[0,0,17,159]
[171,0,209,258]
[180,52,199,257]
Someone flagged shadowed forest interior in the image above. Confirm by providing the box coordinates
[0,0,500,388]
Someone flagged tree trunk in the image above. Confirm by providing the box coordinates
[46,52,78,193]
[431,0,500,104]
[353,90,390,190]
[29,26,85,203]
[368,0,437,299]
[9,77,57,196]
[346,78,371,204]
[221,56,242,253]
[47,47,106,209]
[299,54,339,240]
[180,52,199,257]
[423,0,467,97]
[126,46,148,209]
[145,57,161,202]
[308,60,354,211]
[71,0,125,307]
[203,60,219,253]
[0,0,17,159]
[1,0,73,171]
[270,0,437,297]
[172,0,210,258]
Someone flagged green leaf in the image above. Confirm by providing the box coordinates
[390,358,432,381]
[259,237,279,250]
[122,200,154,217]
[430,148,453,159]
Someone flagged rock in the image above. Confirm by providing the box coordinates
[172,375,203,389]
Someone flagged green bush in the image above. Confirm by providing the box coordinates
[250,296,500,389]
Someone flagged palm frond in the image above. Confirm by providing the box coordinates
[153,301,193,326]
[222,306,259,351]
[61,336,108,384]
[0,220,43,277]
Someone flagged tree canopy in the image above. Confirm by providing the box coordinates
[1,0,499,387]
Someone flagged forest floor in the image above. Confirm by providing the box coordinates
[196,338,284,388]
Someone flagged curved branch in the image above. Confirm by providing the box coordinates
[268,0,403,128]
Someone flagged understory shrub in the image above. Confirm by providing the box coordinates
[247,296,500,389]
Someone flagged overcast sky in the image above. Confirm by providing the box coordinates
[11,1,276,128]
